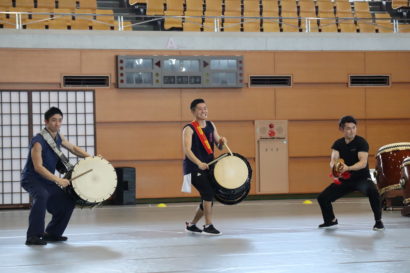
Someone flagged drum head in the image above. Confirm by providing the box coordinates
[214,155,249,190]
[71,157,117,203]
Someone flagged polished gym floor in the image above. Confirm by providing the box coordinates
[0,198,410,273]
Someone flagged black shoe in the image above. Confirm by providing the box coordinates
[25,236,47,246]
[185,222,202,233]
[318,219,338,228]
[202,224,221,235]
[373,220,385,231]
[42,233,68,242]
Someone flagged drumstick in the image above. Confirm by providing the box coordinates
[70,169,93,181]
[208,153,229,166]
[224,143,233,156]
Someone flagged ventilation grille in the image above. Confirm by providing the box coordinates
[349,75,390,87]
[249,76,292,87]
[62,76,110,87]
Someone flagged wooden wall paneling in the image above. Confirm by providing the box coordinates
[365,85,410,119]
[96,122,183,161]
[276,86,366,120]
[365,52,410,83]
[366,119,410,155]
[275,52,365,83]
[243,52,275,83]
[0,49,81,83]
[180,88,276,121]
[288,120,341,157]
[112,160,189,198]
[205,121,256,158]
[288,157,331,193]
[95,88,182,122]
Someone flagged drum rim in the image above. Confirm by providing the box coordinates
[70,156,117,204]
[376,142,410,156]
[402,157,410,167]
[210,152,252,192]
[215,184,251,205]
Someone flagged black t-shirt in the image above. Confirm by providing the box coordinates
[331,135,370,182]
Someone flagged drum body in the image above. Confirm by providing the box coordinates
[400,157,410,205]
[375,142,410,195]
[64,156,117,207]
[210,153,252,205]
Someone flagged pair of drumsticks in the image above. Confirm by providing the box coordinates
[208,142,233,166]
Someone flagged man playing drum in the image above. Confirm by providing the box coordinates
[21,107,91,245]
[182,99,227,235]
[317,116,384,231]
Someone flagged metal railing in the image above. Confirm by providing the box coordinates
[0,11,409,32]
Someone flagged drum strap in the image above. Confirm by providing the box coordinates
[40,128,74,173]
[191,121,213,155]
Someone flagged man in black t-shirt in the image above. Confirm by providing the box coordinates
[317,116,384,231]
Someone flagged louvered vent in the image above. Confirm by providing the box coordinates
[249,76,292,87]
[62,76,110,87]
[349,75,390,87]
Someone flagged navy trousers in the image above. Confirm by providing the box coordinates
[21,178,75,238]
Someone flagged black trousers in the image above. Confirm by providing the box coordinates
[317,178,382,223]
[21,178,75,238]
[191,170,215,203]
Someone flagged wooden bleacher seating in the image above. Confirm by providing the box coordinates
[79,0,96,9]
[353,1,370,13]
[281,11,299,32]
[263,20,280,32]
[184,0,203,31]
[57,0,77,9]
[37,0,56,8]
[281,0,298,15]
[146,0,165,15]
[223,0,241,31]
[357,21,376,33]
[375,12,394,32]
[320,18,338,32]
[316,1,334,17]
[203,0,222,30]
[298,0,316,17]
[392,0,409,9]
[48,19,70,29]
[243,0,260,32]
[339,19,357,32]
[183,10,202,31]
[0,0,12,7]
[300,18,320,32]
[335,1,351,14]
[15,0,34,8]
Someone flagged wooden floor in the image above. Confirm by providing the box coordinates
[1,198,410,273]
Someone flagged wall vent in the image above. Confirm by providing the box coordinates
[62,76,110,87]
[349,75,390,87]
[249,76,292,87]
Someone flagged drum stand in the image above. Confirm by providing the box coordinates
[381,189,404,211]
[401,206,410,216]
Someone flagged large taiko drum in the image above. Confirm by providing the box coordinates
[210,153,252,205]
[400,157,410,205]
[64,156,118,208]
[375,142,410,195]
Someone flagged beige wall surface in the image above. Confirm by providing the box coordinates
[1,49,410,198]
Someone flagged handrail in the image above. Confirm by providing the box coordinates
[0,11,408,32]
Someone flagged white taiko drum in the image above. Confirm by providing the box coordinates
[64,156,117,207]
[210,153,252,205]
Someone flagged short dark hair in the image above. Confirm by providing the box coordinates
[44,107,63,121]
[190,98,205,111]
[339,115,357,128]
